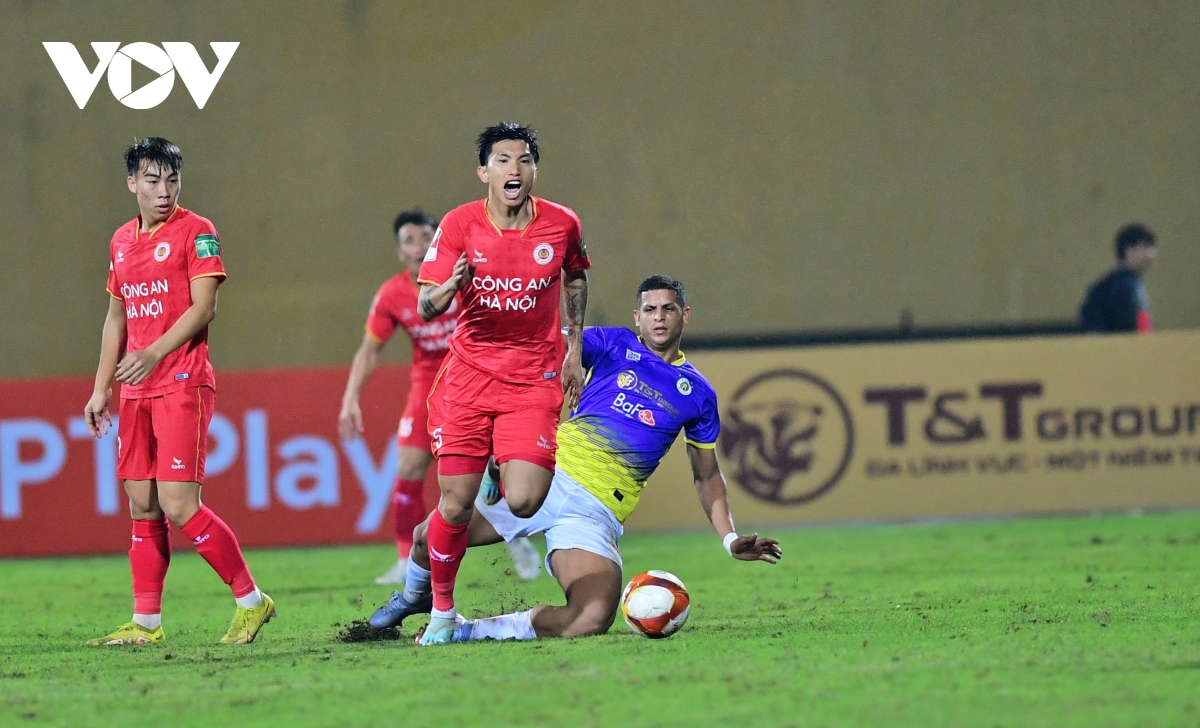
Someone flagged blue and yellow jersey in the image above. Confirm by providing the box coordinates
[557,327,720,523]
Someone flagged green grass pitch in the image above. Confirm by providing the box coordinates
[1,511,1198,727]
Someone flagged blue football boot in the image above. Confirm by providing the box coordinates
[368,590,432,630]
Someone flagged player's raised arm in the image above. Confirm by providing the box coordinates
[417,252,472,321]
[84,295,128,438]
[561,269,588,409]
[115,276,219,386]
[686,443,782,564]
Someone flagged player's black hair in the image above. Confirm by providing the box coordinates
[476,123,540,167]
[637,275,687,308]
[1115,223,1156,261]
[392,208,439,238]
[124,137,183,177]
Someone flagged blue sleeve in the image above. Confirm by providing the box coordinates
[684,388,721,448]
[581,327,610,370]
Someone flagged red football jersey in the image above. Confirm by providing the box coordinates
[365,272,459,381]
[417,197,590,385]
[105,206,226,398]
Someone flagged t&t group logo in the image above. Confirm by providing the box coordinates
[720,369,855,506]
[43,42,239,109]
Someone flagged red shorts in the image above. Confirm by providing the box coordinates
[396,374,435,451]
[426,354,562,472]
[117,386,214,484]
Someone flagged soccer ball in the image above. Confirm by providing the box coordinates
[620,570,690,638]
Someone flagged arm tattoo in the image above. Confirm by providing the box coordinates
[564,272,588,337]
[418,288,441,321]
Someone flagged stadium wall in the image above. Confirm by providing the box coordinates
[626,329,1200,533]
[4,1,1200,380]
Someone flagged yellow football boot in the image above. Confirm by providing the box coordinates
[86,621,165,646]
[219,593,275,645]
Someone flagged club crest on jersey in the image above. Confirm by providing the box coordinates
[638,409,656,426]
[617,371,639,390]
[153,242,171,262]
[677,377,693,395]
[533,243,554,265]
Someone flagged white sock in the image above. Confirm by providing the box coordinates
[235,588,263,608]
[401,562,432,603]
[132,613,161,630]
[461,610,536,642]
[430,606,457,622]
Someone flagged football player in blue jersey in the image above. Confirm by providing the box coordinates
[367,275,781,641]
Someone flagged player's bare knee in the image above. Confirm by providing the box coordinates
[562,598,616,637]
[438,497,473,524]
[506,490,548,519]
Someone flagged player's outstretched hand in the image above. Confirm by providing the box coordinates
[114,349,161,386]
[84,389,112,438]
[447,253,475,292]
[562,348,584,410]
[730,533,782,564]
[338,401,364,440]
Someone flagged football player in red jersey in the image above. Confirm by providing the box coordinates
[83,138,273,646]
[337,209,542,585]
[414,123,589,643]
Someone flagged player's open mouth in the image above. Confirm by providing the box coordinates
[502,180,522,200]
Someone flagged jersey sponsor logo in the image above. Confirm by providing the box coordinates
[472,249,488,263]
[473,274,555,312]
[625,349,641,362]
[617,371,639,390]
[171,457,187,470]
[194,233,221,258]
[638,409,657,427]
[153,242,171,262]
[533,243,554,265]
[193,533,210,545]
[611,392,648,419]
[543,371,558,379]
[43,42,239,109]
[174,372,190,381]
[398,417,414,437]
[677,377,693,395]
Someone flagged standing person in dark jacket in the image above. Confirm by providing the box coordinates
[1079,223,1157,333]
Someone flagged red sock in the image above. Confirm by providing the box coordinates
[130,518,171,614]
[180,506,257,598]
[393,478,429,559]
[427,508,469,613]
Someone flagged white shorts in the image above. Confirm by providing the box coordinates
[475,468,624,578]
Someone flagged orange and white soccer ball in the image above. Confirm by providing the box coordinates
[620,570,690,639]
